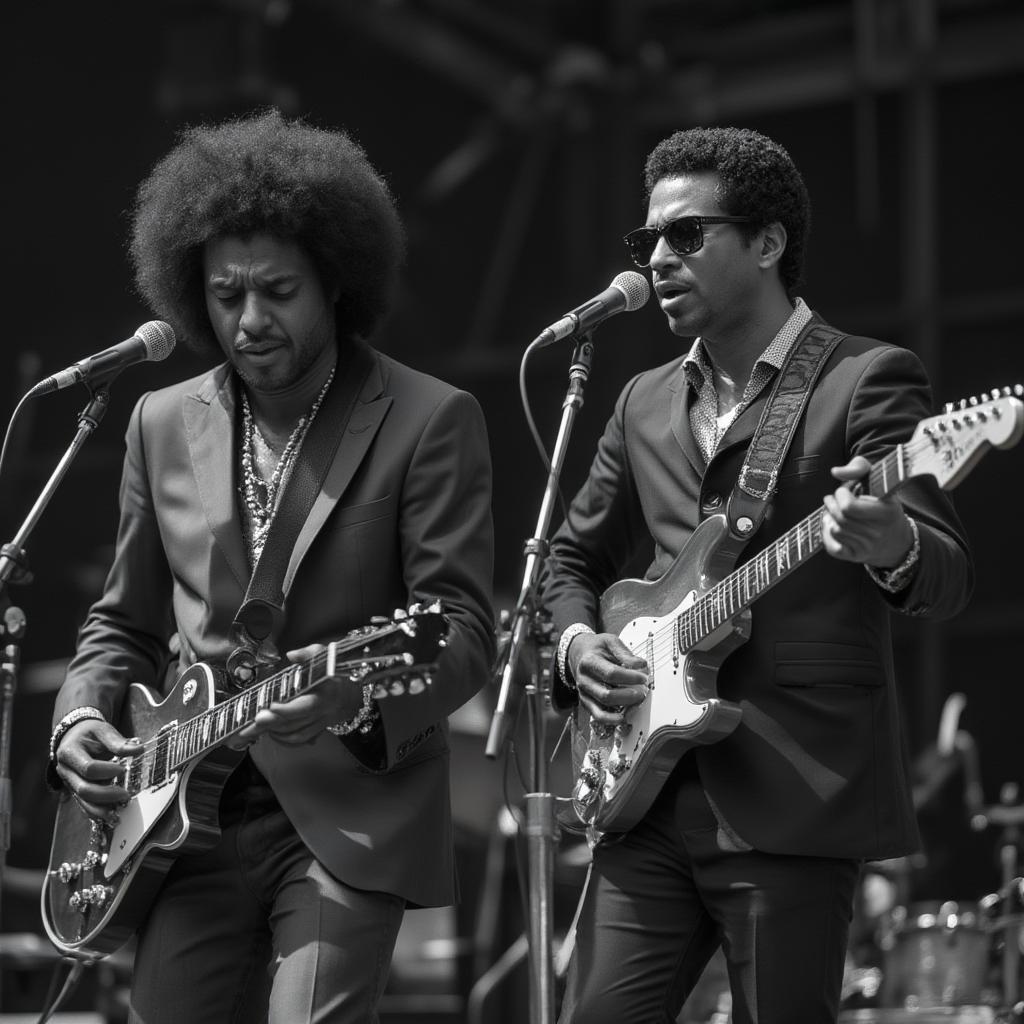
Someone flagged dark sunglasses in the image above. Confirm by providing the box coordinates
[623,215,754,267]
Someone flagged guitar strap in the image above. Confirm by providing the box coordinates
[725,318,846,541]
[227,338,376,687]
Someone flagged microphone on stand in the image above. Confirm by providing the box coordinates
[535,271,650,348]
[28,320,176,397]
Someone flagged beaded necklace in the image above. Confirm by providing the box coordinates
[239,366,335,562]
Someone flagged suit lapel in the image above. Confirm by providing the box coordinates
[283,354,393,595]
[668,369,707,475]
[183,366,251,593]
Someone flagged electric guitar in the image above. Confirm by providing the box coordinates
[42,602,448,960]
[568,388,1024,834]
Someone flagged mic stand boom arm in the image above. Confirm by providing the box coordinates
[0,384,113,943]
[484,334,595,1024]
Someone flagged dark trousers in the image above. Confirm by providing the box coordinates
[128,758,405,1024]
[558,759,860,1024]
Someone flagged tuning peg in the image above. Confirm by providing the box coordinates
[392,607,408,621]
[1015,384,1024,397]
[406,677,427,695]
[969,395,978,406]
[943,402,954,413]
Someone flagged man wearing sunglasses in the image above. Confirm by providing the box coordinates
[542,126,973,1023]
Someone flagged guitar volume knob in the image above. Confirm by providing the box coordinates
[69,884,114,911]
[53,861,82,883]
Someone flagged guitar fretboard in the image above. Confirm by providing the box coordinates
[675,441,911,653]
[122,631,410,796]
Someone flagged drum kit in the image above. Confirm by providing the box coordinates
[835,699,1024,1024]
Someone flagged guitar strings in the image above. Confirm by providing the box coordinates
[628,434,933,676]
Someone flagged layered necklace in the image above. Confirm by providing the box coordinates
[239,366,335,563]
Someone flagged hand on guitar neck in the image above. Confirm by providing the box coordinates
[822,454,916,569]
[566,632,649,730]
[227,641,365,749]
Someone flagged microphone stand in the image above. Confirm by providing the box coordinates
[0,384,112,960]
[485,334,595,1024]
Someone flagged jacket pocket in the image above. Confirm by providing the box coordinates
[774,640,883,687]
[334,494,393,528]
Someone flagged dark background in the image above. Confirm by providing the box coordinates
[2,0,1023,1017]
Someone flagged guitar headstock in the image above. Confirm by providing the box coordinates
[334,600,449,698]
[908,386,1024,491]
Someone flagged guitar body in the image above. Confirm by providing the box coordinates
[41,603,447,962]
[569,514,746,834]
[42,664,241,959]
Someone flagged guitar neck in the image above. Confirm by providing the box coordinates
[677,442,912,650]
[123,628,412,796]
[175,645,340,765]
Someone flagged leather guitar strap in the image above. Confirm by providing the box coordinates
[227,338,375,685]
[725,318,846,541]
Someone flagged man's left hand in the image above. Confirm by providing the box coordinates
[227,643,364,748]
[822,455,915,569]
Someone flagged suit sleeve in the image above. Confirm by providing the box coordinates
[51,393,176,729]
[371,388,495,764]
[845,345,974,620]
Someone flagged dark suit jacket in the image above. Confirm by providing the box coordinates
[53,343,495,907]
[542,320,973,861]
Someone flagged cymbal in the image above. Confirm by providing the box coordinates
[18,658,69,695]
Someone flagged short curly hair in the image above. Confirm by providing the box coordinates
[130,109,406,358]
[643,127,810,294]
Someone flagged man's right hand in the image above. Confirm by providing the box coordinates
[54,720,144,822]
[566,631,650,728]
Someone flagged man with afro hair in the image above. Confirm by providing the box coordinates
[47,109,494,1023]
[541,126,972,1022]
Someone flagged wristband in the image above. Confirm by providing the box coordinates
[556,623,595,689]
[867,516,920,594]
[49,706,106,762]
[325,683,380,737]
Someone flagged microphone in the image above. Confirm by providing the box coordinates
[29,320,176,397]
[537,271,650,347]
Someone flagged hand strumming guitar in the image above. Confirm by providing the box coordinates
[566,632,650,728]
[54,721,144,823]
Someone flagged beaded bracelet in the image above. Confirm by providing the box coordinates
[867,516,921,594]
[325,683,380,737]
[556,623,595,689]
[48,706,106,762]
